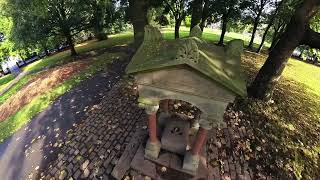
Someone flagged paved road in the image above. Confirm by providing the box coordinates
[0,48,132,180]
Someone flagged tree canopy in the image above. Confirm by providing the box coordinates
[0,0,319,100]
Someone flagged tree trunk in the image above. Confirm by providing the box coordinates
[93,0,108,40]
[257,1,283,53]
[269,23,286,51]
[269,30,279,51]
[248,0,319,100]
[66,33,77,56]
[299,47,305,58]
[248,10,262,49]
[218,15,228,45]
[128,0,149,46]
[190,0,203,31]
[175,18,182,39]
[45,48,50,56]
[200,0,209,31]
[257,21,273,53]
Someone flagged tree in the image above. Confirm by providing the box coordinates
[0,16,14,61]
[248,0,320,100]
[268,16,288,50]
[256,0,284,53]
[90,0,109,40]
[8,0,92,56]
[190,0,203,31]
[0,33,4,42]
[210,0,247,45]
[0,1,14,61]
[128,0,150,46]
[162,0,190,39]
[247,0,273,49]
[105,1,128,34]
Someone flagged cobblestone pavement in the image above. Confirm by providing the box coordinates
[42,81,147,179]
[206,127,252,180]
[0,47,135,180]
[40,79,261,180]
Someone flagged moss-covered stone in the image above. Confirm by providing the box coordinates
[126,25,247,97]
[189,25,202,39]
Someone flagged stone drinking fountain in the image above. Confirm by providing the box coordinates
[125,25,247,177]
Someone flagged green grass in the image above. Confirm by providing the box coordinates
[160,26,269,48]
[0,75,34,104]
[0,74,14,92]
[283,58,320,97]
[240,52,320,179]
[23,32,133,73]
[0,32,133,104]
[0,52,126,142]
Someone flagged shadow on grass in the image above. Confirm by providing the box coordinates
[226,52,320,179]
[0,47,134,179]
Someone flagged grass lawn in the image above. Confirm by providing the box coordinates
[0,32,133,141]
[0,74,14,92]
[0,52,127,142]
[237,52,320,179]
[160,26,269,49]
[23,32,133,73]
[0,32,133,105]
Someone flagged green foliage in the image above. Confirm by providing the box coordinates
[149,7,170,26]
[227,20,249,33]
[0,14,14,61]
[6,0,93,55]
[89,0,109,40]
[104,1,130,34]
[184,15,192,27]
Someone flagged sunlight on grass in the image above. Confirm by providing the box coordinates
[0,32,133,105]
[0,52,126,142]
[239,51,319,179]
[23,32,133,73]
[284,58,320,97]
[0,74,14,92]
[0,75,34,104]
[160,26,268,48]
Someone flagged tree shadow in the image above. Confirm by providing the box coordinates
[0,46,134,180]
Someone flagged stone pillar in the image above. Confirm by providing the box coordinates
[190,127,207,156]
[148,112,158,143]
[161,99,169,113]
[183,113,210,172]
[157,99,171,134]
[144,105,162,159]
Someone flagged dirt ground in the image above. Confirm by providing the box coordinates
[0,60,90,121]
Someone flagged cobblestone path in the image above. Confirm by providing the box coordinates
[42,81,147,179]
[41,80,261,180]
[0,47,135,180]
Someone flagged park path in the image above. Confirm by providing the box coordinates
[0,47,134,180]
[41,79,258,180]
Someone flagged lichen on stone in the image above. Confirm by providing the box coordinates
[189,25,202,39]
[225,39,244,57]
[175,38,199,64]
[143,25,163,42]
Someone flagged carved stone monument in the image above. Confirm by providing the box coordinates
[126,25,247,176]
